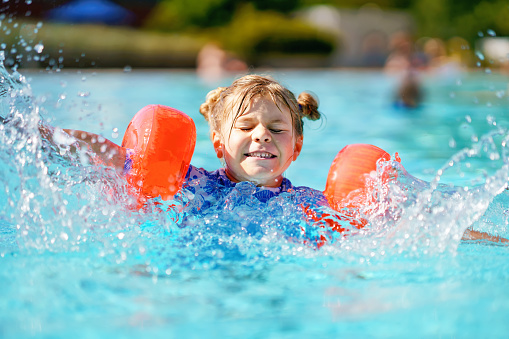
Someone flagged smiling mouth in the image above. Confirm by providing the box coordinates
[245,151,276,159]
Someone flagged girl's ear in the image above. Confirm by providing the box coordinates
[293,136,303,161]
[212,131,224,158]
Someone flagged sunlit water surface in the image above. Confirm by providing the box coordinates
[1,65,509,338]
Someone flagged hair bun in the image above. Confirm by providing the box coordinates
[199,87,226,122]
[297,92,320,121]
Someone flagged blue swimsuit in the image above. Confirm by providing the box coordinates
[179,165,355,244]
[183,164,329,208]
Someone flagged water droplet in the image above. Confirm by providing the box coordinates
[478,31,484,37]
[111,127,119,139]
[487,29,496,36]
[475,51,485,61]
[34,43,44,53]
[123,65,132,72]
[77,92,90,97]
[26,0,33,4]
[449,138,456,148]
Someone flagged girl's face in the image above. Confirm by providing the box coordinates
[213,96,303,187]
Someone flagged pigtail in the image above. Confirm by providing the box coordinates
[199,87,226,122]
[297,92,320,121]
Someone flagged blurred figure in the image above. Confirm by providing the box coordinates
[394,71,422,109]
[196,43,248,83]
[423,38,447,68]
[384,31,414,73]
[384,31,424,109]
[422,38,464,77]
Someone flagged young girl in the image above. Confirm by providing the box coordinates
[183,74,326,203]
[28,74,506,243]
[169,75,336,232]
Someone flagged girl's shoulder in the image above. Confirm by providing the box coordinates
[186,165,233,187]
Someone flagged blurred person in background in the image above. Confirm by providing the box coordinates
[197,43,248,83]
[384,31,423,109]
[422,38,464,77]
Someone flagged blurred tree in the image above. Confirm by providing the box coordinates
[411,0,509,45]
[251,0,300,12]
[144,0,239,31]
[142,0,509,67]
[451,0,509,39]
[298,0,411,10]
[215,4,336,64]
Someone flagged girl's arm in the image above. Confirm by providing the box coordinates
[39,123,126,171]
[462,228,508,244]
[63,128,126,169]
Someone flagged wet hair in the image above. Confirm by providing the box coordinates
[199,74,320,138]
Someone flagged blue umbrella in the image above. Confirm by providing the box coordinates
[46,0,136,25]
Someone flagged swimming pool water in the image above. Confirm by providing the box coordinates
[1,66,509,338]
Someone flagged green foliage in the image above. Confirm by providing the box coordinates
[214,5,336,62]
[251,0,300,12]
[144,0,238,31]
[141,0,508,65]
[411,0,509,43]
[452,1,509,39]
[298,0,408,10]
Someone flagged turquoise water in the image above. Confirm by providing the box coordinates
[1,65,509,338]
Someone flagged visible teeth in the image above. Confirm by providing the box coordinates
[247,152,274,158]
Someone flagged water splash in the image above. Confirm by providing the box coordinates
[0,61,137,258]
[331,128,509,259]
[1,62,509,275]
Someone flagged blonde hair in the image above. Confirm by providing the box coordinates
[199,74,320,137]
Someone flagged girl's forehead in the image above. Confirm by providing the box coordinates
[236,96,290,118]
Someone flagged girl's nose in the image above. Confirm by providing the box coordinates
[252,125,271,142]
